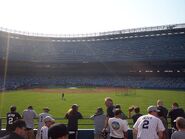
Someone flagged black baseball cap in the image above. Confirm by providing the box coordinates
[48,124,68,138]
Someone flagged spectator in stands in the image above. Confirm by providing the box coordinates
[0,119,27,139]
[90,107,106,139]
[171,117,185,139]
[115,104,128,120]
[157,99,168,120]
[128,106,142,124]
[108,108,128,139]
[22,106,37,139]
[36,107,52,138]
[133,105,165,139]
[6,105,22,133]
[48,123,68,139]
[168,102,185,129]
[38,116,55,139]
[65,104,83,139]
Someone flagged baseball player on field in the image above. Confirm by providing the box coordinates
[133,105,165,139]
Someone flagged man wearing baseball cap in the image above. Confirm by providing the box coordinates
[39,116,55,139]
[133,105,165,139]
[37,107,52,138]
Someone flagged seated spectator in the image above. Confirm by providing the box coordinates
[128,106,142,124]
[168,102,185,129]
[171,117,185,139]
[48,124,68,139]
[0,119,27,139]
[90,107,106,139]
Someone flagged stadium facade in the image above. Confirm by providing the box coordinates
[0,23,185,90]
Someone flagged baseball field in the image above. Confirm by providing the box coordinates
[0,87,185,128]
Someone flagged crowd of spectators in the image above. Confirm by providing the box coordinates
[0,98,185,139]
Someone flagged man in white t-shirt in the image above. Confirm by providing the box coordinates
[39,116,55,139]
[108,108,128,139]
[133,105,165,139]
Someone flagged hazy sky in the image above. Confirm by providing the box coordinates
[0,0,185,34]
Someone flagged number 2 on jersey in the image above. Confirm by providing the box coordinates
[142,120,149,129]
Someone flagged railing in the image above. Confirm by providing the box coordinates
[0,117,174,139]
[0,23,185,38]
[0,117,172,130]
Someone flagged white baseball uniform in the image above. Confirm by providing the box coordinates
[38,113,52,131]
[133,114,165,139]
[39,126,48,139]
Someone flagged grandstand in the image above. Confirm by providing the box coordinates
[0,23,185,90]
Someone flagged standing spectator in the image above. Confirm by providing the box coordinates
[157,100,168,120]
[65,104,83,139]
[171,117,185,139]
[6,105,22,133]
[103,97,116,129]
[36,107,52,139]
[22,106,37,139]
[115,104,127,120]
[0,119,27,139]
[90,107,106,139]
[168,102,185,129]
[128,106,142,124]
[158,111,169,139]
[133,105,165,139]
[39,116,55,139]
[48,124,68,139]
[108,108,128,139]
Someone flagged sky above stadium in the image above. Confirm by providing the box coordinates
[0,0,185,34]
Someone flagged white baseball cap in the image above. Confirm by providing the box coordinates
[147,105,160,113]
[44,116,55,123]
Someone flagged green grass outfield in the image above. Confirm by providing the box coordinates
[0,88,185,128]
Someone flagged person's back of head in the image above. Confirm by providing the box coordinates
[10,105,16,112]
[157,99,163,106]
[134,106,140,114]
[48,124,68,139]
[114,108,122,117]
[43,107,50,113]
[172,102,179,108]
[28,105,33,110]
[11,119,26,138]
[174,117,185,130]
[71,104,78,112]
[147,106,160,116]
[12,119,26,131]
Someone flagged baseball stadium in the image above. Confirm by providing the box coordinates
[0,22,185,138]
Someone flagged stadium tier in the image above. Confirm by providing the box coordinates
[0,23,185,89]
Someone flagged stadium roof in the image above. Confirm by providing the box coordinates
[1,23,185,38]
